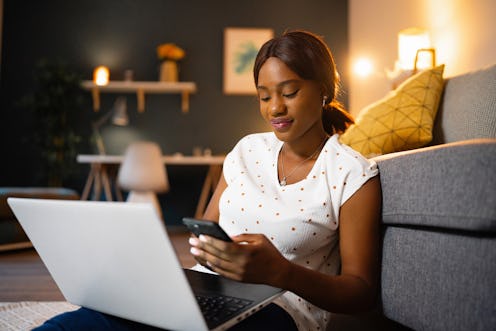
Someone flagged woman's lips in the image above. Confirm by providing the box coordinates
[270,118,293,130]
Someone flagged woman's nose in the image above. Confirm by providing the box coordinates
[269,96,285,115]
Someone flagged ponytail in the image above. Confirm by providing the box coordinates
[322,101,354,135]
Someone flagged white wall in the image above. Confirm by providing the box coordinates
[348,0,496,115]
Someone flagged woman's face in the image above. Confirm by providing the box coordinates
[256,57,324,143]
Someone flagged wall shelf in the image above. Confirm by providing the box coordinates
[81,81,197,113]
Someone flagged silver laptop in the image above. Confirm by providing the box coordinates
[8,198,284,331]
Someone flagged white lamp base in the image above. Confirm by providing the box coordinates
[126,191,163,220]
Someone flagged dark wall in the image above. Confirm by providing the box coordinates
[0,0,348,224]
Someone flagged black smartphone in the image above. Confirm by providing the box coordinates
[182,217,233,242]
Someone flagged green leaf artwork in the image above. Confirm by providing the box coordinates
[233,41,258,74]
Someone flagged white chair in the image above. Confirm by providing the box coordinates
[117,141,169,219]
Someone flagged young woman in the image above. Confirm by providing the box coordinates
[189,30,381,330]
[35,30,381,331]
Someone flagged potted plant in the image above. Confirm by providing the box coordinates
[20,59,85,187]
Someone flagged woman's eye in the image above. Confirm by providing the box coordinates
[259,95,270,102]
[283,90,298,98]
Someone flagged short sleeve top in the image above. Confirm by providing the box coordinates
[218,132,378,330]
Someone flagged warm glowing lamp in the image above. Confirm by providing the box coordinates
[398,27,433,70]
[353,57,374,78]
[93,66,109,86]
[387,27,436,89]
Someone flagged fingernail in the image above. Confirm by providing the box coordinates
[199,235,207,242]
[189,237,199,246]
[190,247,200,256]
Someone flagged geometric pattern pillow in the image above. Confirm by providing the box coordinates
[340,65,445,158]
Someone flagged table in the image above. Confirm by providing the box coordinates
[77,154,225,218]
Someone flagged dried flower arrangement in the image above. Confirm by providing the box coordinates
[156,43,185,62]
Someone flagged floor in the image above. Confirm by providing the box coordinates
[0,230,195,302]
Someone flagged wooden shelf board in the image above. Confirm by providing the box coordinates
[81,80,197,93]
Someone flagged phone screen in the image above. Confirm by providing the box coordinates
[182,217,232,242]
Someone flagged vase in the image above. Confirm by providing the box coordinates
[159,60,178,82]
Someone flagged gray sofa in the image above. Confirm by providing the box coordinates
[0,187,79,251]
[331,64,496,330]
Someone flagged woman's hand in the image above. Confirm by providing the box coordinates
[189,233,290,287]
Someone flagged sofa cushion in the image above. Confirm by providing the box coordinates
[340,65,445,158]
[373,139,496,232]
[432,64,496,145]
[0,187,79,219]
[381,226,496,330]
[0,187,80,251]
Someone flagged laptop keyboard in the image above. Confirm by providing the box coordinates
[195,293,253,325]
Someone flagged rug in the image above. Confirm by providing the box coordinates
[0,301,79,331]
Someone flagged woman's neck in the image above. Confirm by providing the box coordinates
[282,131,329,159]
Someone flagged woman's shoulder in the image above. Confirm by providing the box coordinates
[224,132,278,178]
[239,132,278,143]
[234,132,279,151]
[327,134,377,169]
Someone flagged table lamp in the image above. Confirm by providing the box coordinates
[92,96,129,155]
[387,27,436,89]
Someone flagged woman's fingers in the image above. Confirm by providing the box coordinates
[190,235,252,275]
[199,235,232,255]
[189,236,230,262]
[188,233,287,285]
[190,242,242,276]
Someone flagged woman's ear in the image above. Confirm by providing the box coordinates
[321,86,329,106]
[320,85,329,100]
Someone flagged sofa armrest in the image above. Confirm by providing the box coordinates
[373,139,496,330]
[373,139,496,233]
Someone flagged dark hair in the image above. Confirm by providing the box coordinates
[253,30,354,135]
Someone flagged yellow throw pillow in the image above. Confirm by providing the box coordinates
[340,65,445,158]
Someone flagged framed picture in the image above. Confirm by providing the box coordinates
[223,27,274,95]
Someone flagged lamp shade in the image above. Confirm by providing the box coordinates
[117,142,169,193]
[111,97,129,126]
[398,27,431,70]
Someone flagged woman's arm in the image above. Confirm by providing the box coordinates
[201,174,227,222]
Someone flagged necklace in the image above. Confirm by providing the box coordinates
[279,137,328,186]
